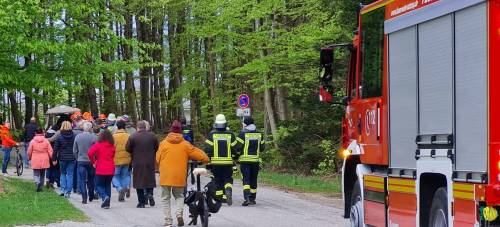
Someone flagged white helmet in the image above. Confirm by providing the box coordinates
[215,114,226,124]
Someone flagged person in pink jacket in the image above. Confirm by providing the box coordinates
[28,128,53,192]
[88,130,116,209]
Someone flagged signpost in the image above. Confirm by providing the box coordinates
[237,94,251,117]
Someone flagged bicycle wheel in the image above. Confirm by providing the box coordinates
[200,199,209,227]
[17,153,23,176]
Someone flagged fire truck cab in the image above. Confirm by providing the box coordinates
[320,0,500,226]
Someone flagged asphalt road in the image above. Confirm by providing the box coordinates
[16,168,349,227]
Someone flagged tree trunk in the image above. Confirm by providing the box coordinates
[8,92,22,130]
[151,17,163,131]
[275,87,288,121]
[34,88,39,120]
[25,93,33,124]
[255,17,278,145]
[137,9,151,122]
[204,38,217,116]
[87,84,99,115]
[102,53,116,114]
[123,1,138,123]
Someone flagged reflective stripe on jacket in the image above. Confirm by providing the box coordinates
[205,129,238,165]
[237,131,265,163]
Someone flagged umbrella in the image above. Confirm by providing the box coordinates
[45,105,81,115]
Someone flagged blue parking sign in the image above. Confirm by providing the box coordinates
[238,94,250,109]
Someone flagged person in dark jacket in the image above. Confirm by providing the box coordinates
[23,117,38,167]
[180,117,194,144]
[53,121,76,198]
[236,117,265,206]
[45,125,60,188]
[204,114,239,206]
[126,120,159,208]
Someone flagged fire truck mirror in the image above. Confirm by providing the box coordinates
[319,47,335,103]
[320,47,334,68]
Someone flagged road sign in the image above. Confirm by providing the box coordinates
[236,108,251,117]
[238,94,250,109]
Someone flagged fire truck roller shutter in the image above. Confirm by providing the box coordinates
[418,15,453,135]
[388,26,418,170]
[454,3,487,173]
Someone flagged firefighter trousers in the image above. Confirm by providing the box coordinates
[211,165,233,200]
[240,163,259,201]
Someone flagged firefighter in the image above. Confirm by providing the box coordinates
[180,117,194,144]
[205,114,238,206]
[236,116,264,206]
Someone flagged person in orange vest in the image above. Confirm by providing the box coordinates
[1,122,19,176]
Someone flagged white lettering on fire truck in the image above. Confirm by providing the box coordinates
[390,1,419,17]
[365,109,377,136]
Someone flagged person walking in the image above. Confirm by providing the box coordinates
[112,121,131,202]
[72,120,84,194]
[23,117,38,168]
[126,120,159,208]
[236,117,265,206]
[204,114,238,205]
[73,121,98,204]
[53,121,76,198]
[156,120,209,227]
[27,127,53,192]
[45,125,60,188]
[122,115,136,135]
[88,130,116,209]
[2,122,18,176]
[180,117,193,144]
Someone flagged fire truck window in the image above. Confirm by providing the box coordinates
[360,7,385,98]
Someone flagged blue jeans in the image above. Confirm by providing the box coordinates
[78,162,95,201]
[60,160,76,194]
[23,142,30,167]
[112,165,130,192]
[96,175,113,201]
[2,147,12,173]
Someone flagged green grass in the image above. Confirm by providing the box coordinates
[258,170,341,196]
[0,177,87,227]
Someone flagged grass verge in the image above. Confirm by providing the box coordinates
[258,170,341,196]
[0,177,87,227]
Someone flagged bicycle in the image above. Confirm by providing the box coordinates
[12,145,23,176]
[185,162,221,227]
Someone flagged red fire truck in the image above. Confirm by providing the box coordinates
[319,0,500,226]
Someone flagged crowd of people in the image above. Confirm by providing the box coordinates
[0,111,265,227]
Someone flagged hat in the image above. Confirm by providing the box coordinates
[108,113,117,121]
[243,116,254,126]
[83,112,93,121]
[170,120,182,133]
[215,114,226,124]
[121,115,130,122]
[99,114,107,120]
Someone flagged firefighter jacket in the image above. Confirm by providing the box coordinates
[236,125,265,163]
[205,128,238,165]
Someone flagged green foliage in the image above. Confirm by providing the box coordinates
[0,178,87,226]
[259,169,341,195]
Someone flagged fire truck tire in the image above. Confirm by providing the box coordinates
[349,180,363,227]
[428,187,448,227]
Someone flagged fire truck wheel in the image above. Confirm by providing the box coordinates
[349,180,363,227]
[428,187,448,227]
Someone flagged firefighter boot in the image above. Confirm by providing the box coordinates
[250,189,257,205]
[242,185,251,206]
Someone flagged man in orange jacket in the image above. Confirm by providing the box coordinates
[156,120,209,227]
[2,122,18,176]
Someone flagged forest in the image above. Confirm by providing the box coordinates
[0,0,373,175]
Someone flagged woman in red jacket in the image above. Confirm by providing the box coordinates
[88,130,116,209]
